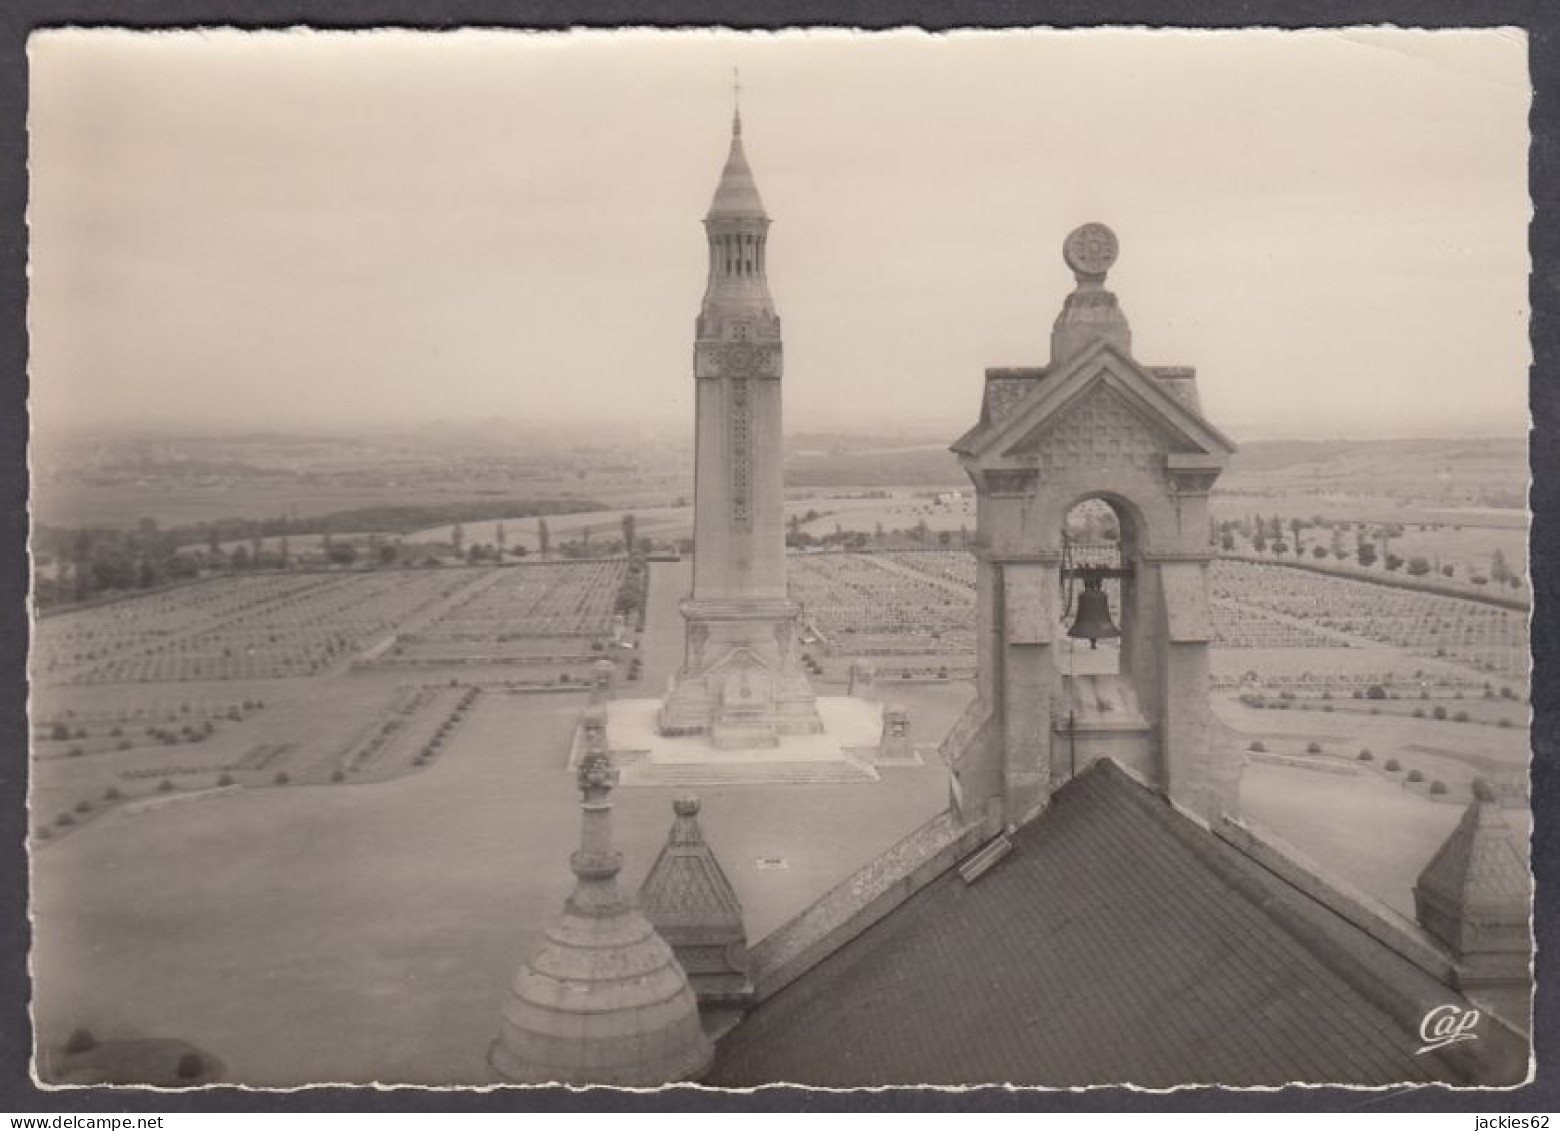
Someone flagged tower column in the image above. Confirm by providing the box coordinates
[658,92,822,748]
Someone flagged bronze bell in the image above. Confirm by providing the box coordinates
[1067,575,1121,649]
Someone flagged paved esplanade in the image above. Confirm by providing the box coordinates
[657,96,823,749]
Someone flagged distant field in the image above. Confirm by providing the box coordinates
[407,492,977,550]
[32,482,529,530]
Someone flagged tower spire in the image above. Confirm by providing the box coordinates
[732,66,742,137]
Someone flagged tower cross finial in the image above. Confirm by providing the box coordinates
[732,66,742,137]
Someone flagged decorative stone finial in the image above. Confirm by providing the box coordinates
[640,795,753,1005]
[1063,222,1119,283]
[490,751,712,1085]
[580,704,608,760]
[1051,222,1131,364]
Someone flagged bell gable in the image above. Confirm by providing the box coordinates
[962,339,1236,473]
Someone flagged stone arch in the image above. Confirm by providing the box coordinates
[1057,488,1150,555]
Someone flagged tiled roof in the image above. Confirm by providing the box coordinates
[709,760,1488,1088]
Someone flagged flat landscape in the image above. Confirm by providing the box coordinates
[26,429,1532,1085]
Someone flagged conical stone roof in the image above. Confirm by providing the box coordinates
[490,752,712,1086]
[641,796,744,933]
[639,796,752,1004]
[707,112,767,220]
[1414,780,1531,956]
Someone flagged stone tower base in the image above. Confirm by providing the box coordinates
[658,597,824,748]
[596,696,884,788]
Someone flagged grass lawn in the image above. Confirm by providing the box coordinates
[1240,761,1531,920]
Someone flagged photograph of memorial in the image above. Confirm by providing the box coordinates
[25,27,1533,1089]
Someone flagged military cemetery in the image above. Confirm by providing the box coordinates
[22,28,1534,1096]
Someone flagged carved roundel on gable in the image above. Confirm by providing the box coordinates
[1063,223,1119,278]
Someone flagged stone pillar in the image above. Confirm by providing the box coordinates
[1155,560,1216,817]
[999,561,1060,827]
[848,660,877,701]
[879,707,912,761]
[590,657,616,702]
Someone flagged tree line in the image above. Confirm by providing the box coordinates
[32,497,606,609]
[1214,514,1522,589]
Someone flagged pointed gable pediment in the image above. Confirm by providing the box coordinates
[962,340,1236,468]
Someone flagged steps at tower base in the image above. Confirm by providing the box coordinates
[619,758,879,788]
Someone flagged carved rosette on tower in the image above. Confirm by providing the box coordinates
[658,92,824,749]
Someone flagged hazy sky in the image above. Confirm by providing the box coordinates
[28,27,1531,439]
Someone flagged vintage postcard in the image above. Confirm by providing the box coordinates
[23,26,1534,1092]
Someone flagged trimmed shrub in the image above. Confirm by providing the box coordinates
[217,773,234,787]
[273,771,290,786]
[1384,759,1401,772]
[1248,741,1267,753]
[1432,706,1448,721]
[1430,780,1448,795]
[157,779,175,793]
[1412,708,1425,718]
[1366,685,1386,700]
[49,722,69,741]
[1454,711,1470,723]
[64,1028,97,1055]
[175,1052,205,1080]
[1498,718,1513,728]
[74,800,91,814]
[55,812,74,827]
[1357,749,1374,762]
[1305,741,1323,754]
[1407,769,1425,782]
[103,787,120,801]
[331,769,345,783]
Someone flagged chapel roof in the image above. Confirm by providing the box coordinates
[708,760,1518,1088]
